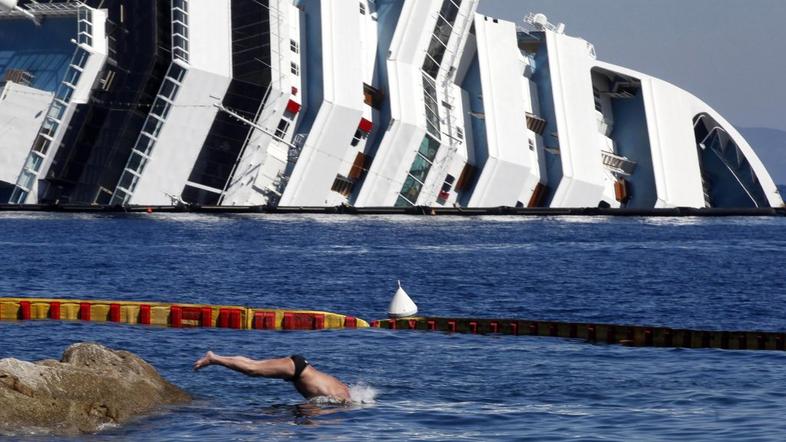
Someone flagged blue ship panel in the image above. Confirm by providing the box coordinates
[0,17,76,92]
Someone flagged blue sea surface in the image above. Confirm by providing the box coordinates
[1,213,785,440]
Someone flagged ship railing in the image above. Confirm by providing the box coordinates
[0,1,83,18]
[601,151,637,176]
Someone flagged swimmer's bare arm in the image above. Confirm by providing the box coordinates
[193,351,294,379]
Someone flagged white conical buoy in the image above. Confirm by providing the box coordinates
[388,280,418,318]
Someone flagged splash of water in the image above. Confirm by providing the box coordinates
[349,383,378,404]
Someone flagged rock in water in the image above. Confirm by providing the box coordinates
[0,343,191,436]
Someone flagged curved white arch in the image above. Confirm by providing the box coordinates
[594,60,782,208]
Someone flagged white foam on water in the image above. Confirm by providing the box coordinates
[348,383,378,404]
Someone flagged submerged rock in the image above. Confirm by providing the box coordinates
[0,343,190,436]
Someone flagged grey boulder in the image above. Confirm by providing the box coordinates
[0,342,191,436]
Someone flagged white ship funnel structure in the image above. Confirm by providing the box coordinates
[388,281,418,318]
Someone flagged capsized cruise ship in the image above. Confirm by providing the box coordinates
[0,0,782,209]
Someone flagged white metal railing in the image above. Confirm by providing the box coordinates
[601,151,637,176]
[0,1,82,22]
[25,1,83,14]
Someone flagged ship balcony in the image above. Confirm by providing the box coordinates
[601,151,637,176]
[525,113,547,135]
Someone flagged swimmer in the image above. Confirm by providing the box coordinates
[193,351,351,403]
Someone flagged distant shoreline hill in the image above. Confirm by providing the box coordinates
[740,128,786,190]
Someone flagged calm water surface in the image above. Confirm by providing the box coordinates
[1,213,785,440]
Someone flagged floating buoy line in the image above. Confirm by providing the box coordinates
[0,298,366,330]
[1,297,785,352]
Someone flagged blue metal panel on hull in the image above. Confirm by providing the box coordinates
[0,17,74,92]
[611,92,657,208]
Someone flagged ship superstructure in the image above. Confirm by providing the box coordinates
[0,0,782,208]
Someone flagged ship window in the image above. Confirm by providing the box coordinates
[275,119,290,139]
[135,134,156,155]
[127,152,148,172]
[142,116,165,138]
[111,188,129,205]
[48,101,66,122]
[350,129,363,147]
[24,154,43,173]
[168,64,187,83]
[41,118,59,137]
[32,136,51,155]
[118,171,139,192]
[94,187,113,205]
[291,62,300,76]
[418,135,440,162]
[173,22,187,39]
[409,155,431,182]
[56,85,74,103]
[359,3,366,15]
[19,171,35,190]
[400,176,423,203]
[159,79,178,100]
[73,47,89,69]
[64,67,81,87]
[151,99,172,119]
[290,39,299,53]
[173,8,187,24]
[395,195,413,207]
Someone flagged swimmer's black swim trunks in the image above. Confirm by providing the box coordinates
[288,354,309,382]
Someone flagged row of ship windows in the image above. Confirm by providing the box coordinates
[10,43,93,203]
[398,0,464,206]
[396,135,441,207]
[172,0,190,63]
[111,63,188,204]
[77,6,93,46]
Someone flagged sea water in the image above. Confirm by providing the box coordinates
[0,213,785,440]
